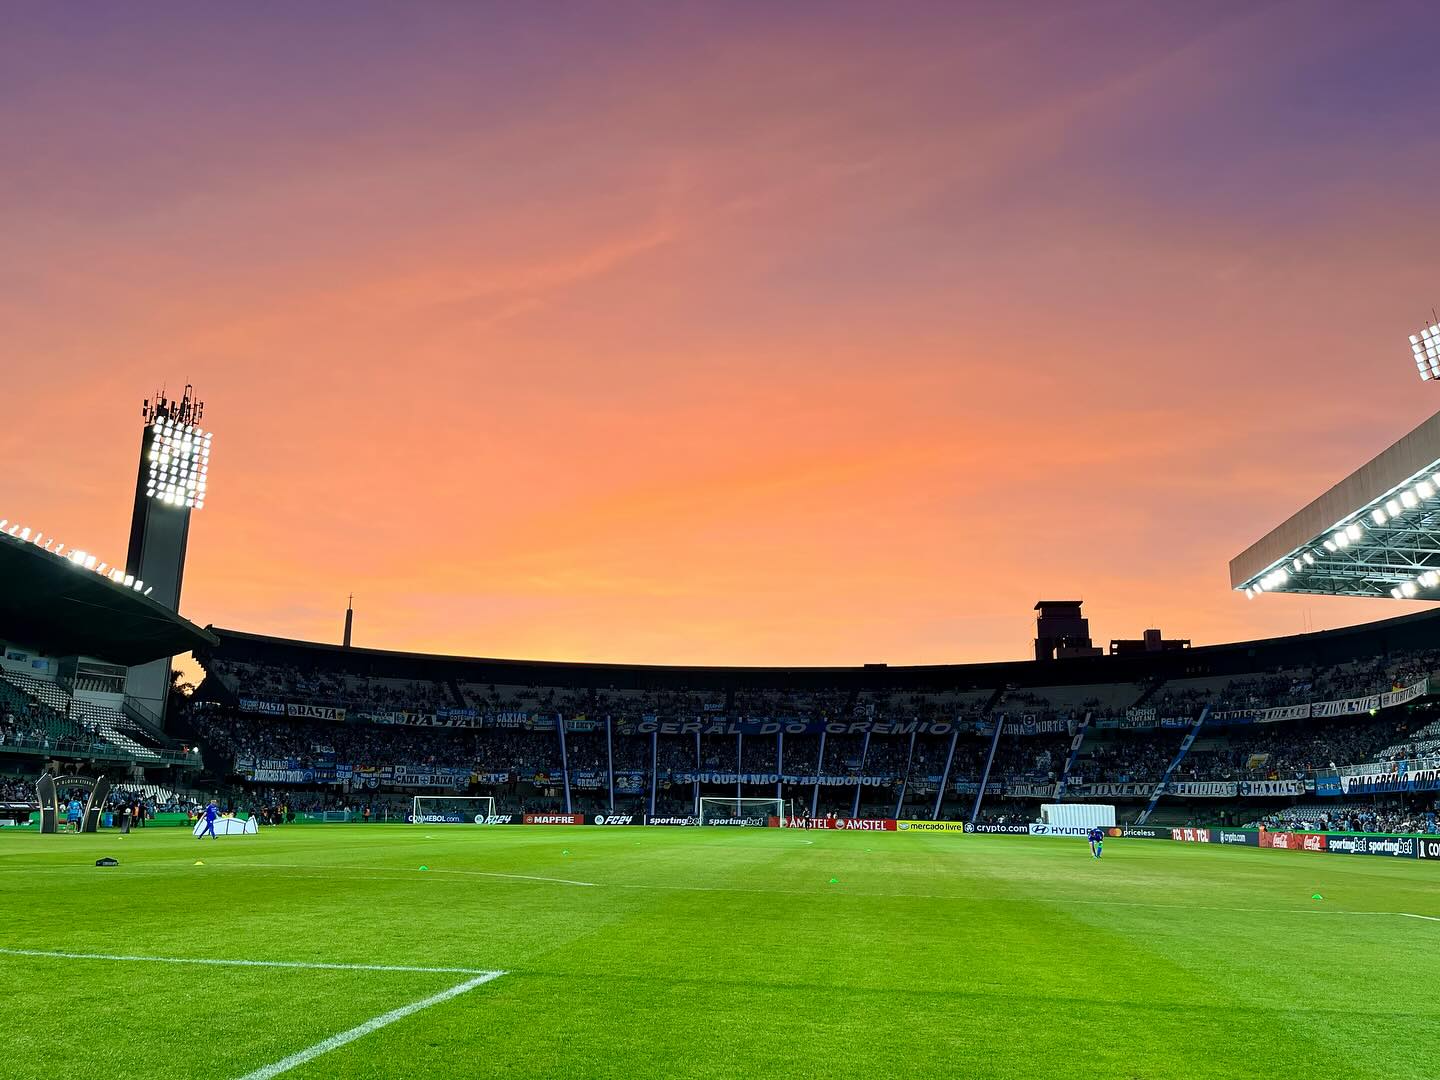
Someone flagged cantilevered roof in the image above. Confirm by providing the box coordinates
[0,531,216,665]
[1230,407,1440,599]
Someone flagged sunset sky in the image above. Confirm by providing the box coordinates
[5,2,1440,667]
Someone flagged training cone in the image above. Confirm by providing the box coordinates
[829,878,839,884]
[418,865,429,871]
[562,849,570,855]
[1312,893,1323,900]
[194,860,204,866]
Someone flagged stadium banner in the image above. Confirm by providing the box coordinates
[1164,782,1235,798]
[896,820,968,833]
[614,771,647,794]
[671,772,895,787]
[702,816,770,827]
[1323,834,1418,858]
[621,718,965,737]
[1417,837,1440,860]
[1065,783,1151,799]
[1314,773,1344,797]
[237,698,286,716]
[523,813,585,825]
[1236,780,1305,796]
[286,703,346,721]
[1170,828,1211,843]
[776,817,897,831]
[1027,824,1091,837]
[472,771,512,785]
[570,770,606,790]
[966,823,1030,834]
[1108,826,1170,839]
[1339,766,1440,795]
[1310,695,1381,719]
[1005,783,1058,799]
[389,766,470,789]
[589,813,643,826]
[1259,831,1326,852]
[1213,828,1259,846]
[951,782,1003,796]
[1380,678,1428,708]
[1253,704,1310,724]
[644,814,699,826]
[250,768,313,784]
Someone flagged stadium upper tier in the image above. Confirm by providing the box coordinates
[202,606,1440,694]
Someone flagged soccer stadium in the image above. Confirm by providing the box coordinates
[5,8,1440,1080]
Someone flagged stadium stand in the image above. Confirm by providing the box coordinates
[173,610,1440,831]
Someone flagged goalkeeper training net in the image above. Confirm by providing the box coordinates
[410,796,498,824]
[697,797,787,826]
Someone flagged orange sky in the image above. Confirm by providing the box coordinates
[4,3,1440,667]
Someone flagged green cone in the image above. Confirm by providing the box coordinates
[418,865,429,871]
[829,878,839,884]
[1311,893,1323,900]
[562,849,570,855]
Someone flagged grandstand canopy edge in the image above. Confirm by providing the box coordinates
[0,534,216,666]
[1230,406,1440,597]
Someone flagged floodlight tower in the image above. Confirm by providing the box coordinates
[123,386,212,723]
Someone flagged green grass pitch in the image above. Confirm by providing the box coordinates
[1,825,1436,1078]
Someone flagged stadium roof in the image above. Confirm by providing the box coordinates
[0,531,217,665]
[1230,407,1440,600]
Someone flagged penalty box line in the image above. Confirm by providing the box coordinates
[0,947,501,975]
[0,948,508,1080]
[235,970,506,1080]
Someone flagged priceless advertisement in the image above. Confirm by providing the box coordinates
[776,817,897,831]
[1108,826,1169,839]
[1323,834,1417,858]
[523,813,585,825]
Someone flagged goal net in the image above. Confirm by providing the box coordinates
[411,796,498,824]
[697,797,786,827]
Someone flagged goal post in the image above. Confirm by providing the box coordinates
[410,796,497,824]
[697,797,787,826]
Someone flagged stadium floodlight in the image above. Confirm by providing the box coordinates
[1411,323,1440,381]
[1401,581,1418,598]
[1401,489,1419,509]
[142,413,212,511]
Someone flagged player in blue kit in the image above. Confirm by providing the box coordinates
[198,800,220,839]
[1088,826,1104,858]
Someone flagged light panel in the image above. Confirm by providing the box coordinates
[0,517,146,593]
[1411,323,1440,382]
[145,418,211,510]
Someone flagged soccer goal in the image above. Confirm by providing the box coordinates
[697,797,787,826]
[411,796,498,824]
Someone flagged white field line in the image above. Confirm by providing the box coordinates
[234,971,506,1080]
[0,947,500,975]
[226,861,600,887]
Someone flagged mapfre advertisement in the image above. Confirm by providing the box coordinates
[523,813,585,825]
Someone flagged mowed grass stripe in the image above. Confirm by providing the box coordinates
[1,826,1438,1079]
